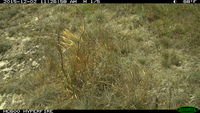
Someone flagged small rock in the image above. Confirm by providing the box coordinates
[0,101,6,109]
[35,45,40,48]
[1,67,12,72]
[35,17,39,21]
[29,58,32,61]
[32,61,38,67]
[22,37,31,42]
[0,61,8,68]
[42,56,46,59]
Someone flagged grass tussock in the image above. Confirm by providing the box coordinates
[0,39,12,55]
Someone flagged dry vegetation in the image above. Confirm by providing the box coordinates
[0,4,200,109]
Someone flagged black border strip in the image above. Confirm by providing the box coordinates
[0,0,199,3]
[1,110,200,113]
[0,110,182,113]
[53,110,180,113]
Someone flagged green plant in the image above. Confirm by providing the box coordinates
[159,37,171,48]
[0,6,19,20]
[138,58,147,65]
[0,40,12,54]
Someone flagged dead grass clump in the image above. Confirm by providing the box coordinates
[161,50,181,68]
[52,23,154,109]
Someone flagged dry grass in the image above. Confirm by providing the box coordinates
[0,4,199,109]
